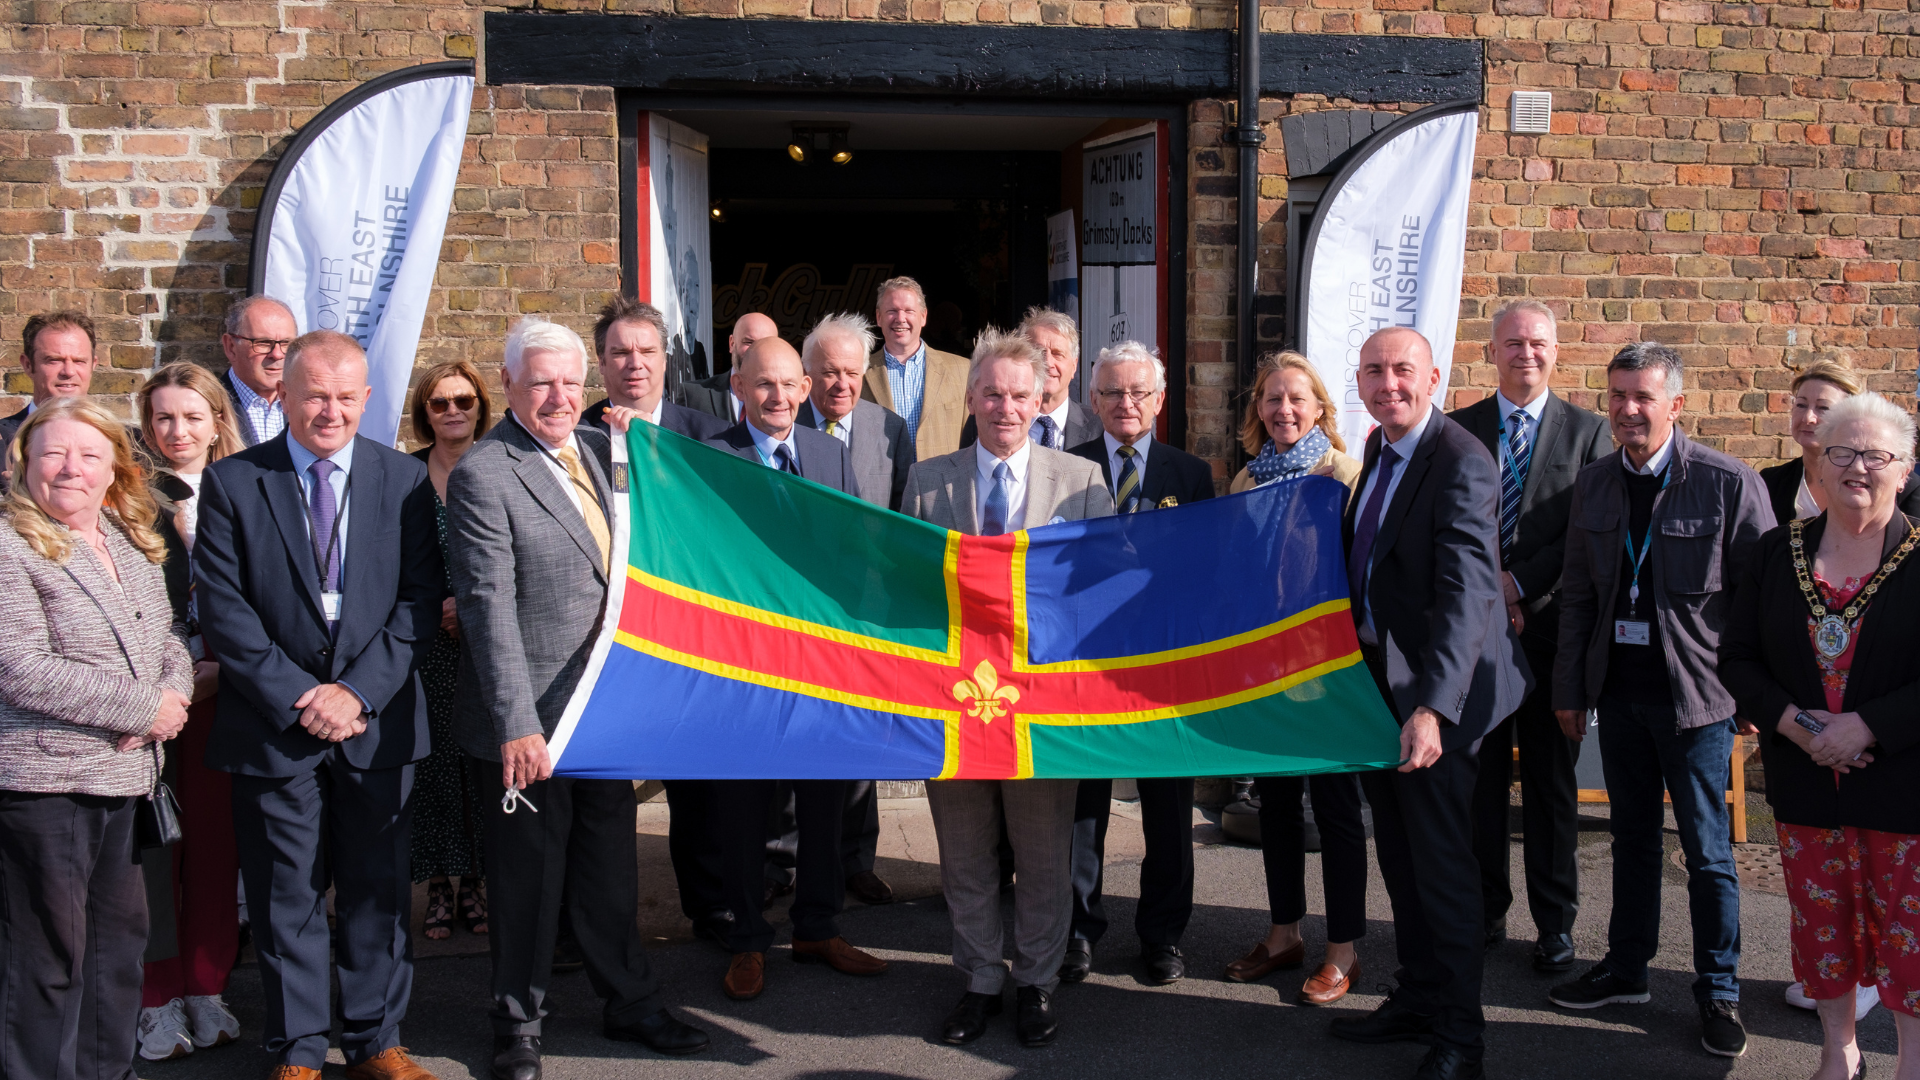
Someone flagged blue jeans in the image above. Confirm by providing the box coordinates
[1595,698,1740,1003]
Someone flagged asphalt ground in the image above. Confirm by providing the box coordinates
[138,795,1900,1080]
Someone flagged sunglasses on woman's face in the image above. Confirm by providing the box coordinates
[427,395,478,414]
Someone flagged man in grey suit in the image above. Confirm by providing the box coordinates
[900,329,1115,1049]
[958,307,1101,452]
[448,316,708,1080]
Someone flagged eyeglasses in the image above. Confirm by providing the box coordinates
[1824,446,1906,471]
[232,335,293,355]
[427,395,479,414]
[1095,389,1157,404]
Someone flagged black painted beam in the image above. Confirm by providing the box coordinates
[484,13,1482,104]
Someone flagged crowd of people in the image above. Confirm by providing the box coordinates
[0,276,1916,1080]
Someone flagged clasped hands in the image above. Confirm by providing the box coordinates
[1777,703,1876,772]
[296,683,368,743]
[117,687,192,752]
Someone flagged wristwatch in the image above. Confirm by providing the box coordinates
[1793,710,1826,735]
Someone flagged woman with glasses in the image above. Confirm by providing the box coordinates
[1759,357,1920,527]
[1222,351,1370,1006]
[407,362,493,940]
[1721,392,1920,1080]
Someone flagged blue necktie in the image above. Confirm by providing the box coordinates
[1347,442,1400,609]
[983,461,1011,536]
[1499,411,1532,562]
[1115,445,1141,514]
[774,444,797,475]
[1033,415,1059,450]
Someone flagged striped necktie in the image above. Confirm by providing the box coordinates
[1115,445,1141,514]
[1499,410,1533,561]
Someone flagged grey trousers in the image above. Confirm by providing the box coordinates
[925,778,1077,994]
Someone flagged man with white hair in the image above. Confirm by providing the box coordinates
[449,316,709,1080]
[900,329,1114,1049]
[861,276,970,458]
[961,307,1101,452]
[798,311,916,512]
[1058,339,1215,986]
[195,330,444,1080]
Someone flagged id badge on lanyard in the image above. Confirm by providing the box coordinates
[1616,464,1671,646]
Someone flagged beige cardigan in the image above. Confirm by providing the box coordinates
[1230,446,1364,496]
[0,514,194,796]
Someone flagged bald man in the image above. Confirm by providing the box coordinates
[1330,327,1530,1080]
[699,338,879,1001]
[195,331,444,1080]
[682,312,779,422]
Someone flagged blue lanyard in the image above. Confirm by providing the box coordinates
[1622,462,1672,611]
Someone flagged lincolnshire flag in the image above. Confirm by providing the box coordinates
[547,423,1404,780]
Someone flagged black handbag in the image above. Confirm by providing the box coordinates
[136,741,184,849]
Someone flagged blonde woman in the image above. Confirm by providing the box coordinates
[1760,357,1920,528]
[1231,350,1363,493]
[131,364,247,1059]
[0,399,195,1080]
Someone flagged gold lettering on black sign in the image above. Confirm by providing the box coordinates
[712,263,895,343]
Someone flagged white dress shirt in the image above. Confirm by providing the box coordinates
[1352,407,1434,645]
[1103,430,1152,497]
[1035,398,1071,449]
[286,434,355,571]
[974,440,1032,532]
[810,403,854,447]
[511,410,583,516]
[1623,430,1676,477]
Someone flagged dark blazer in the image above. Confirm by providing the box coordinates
[582,397,730,441]
[797,399,915,511]
[221,369,271,448]
[1448,392,1613,649]
[959,398,1100,453]
[1759,456,1920,531]
[705,420,858,496]
[0,407,25,451]
[677,370,737,423]
[152,473,196,630]
[1719,513,1920,834]
[194,433,443,777]
[1067,434,1214,509]
[1344,406,1532,751]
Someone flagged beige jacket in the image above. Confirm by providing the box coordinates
[862,344,971,461]
[0,515,195,796]
[1229,446,1364,496]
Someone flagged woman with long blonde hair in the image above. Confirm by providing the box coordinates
[1230,351,1362,493]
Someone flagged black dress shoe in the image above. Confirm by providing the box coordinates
[939,991,1002,1045]
[491,1035,541,1080]
[1328,992,1436,1044]
[1412,1043,1484,1080]
[1142,944,1186,985]
[846,870,894,905]
[1533,932,1576,972]
[605,1010,710,1056]
[691,911,735,949]
[551,932,585,975]
[761,879,795,910]
[1483,922,1506,951]
[1016,985,1057,1047]
[1059,939,1092,983]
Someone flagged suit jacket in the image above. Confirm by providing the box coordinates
[901,443,1116,534]
[861,345,970,460]
[448,417,617,760]
[1758,455,1920,529]
[677,370,737,423]
[582,397,731,441]
[195,433,443,777]
[1068,435,1214,509]
[960,398,1101,454]
[0,517,195,796]
[797,398,915,511]
[1448,392,1614,650]
[704,420,858,497]
[0,407,25,451]
[1344,406,1532,750]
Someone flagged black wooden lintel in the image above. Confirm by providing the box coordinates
[484,13,1483,104]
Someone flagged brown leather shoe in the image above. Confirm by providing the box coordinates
[1224,940,1305,983]
[792,936,888,976]
[724,952,766,1000]
[1298,960,1360,1006]
[343,1047,439,1080]
[268,1068,323,1080]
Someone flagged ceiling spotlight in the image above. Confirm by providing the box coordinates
[829,129,853,166]
[709,200,726,223]
[787,125,808,163]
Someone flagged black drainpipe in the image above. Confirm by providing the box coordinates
[1234,0,1264,418]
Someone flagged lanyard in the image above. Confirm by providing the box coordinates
[294,468,352,588]
[1622,463,1672,612]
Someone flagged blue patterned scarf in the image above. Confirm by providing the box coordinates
[1246,426,1332,486]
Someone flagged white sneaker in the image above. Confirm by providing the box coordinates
[182,994,241,1048]
[137,999,194,1061]
[1785,981,1880,1020]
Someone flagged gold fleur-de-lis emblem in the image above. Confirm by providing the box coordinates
[952,660,1021,724]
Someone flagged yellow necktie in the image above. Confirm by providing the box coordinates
[555,446,610,572]
[824,418,838,436]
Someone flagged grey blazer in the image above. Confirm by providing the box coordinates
[797,398,916,511]
[0,516,195,796]
[447,414,616,760]
[901,444,1116,534]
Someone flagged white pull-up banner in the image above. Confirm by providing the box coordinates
[251,62,473,446]
[1299,101,1478,450]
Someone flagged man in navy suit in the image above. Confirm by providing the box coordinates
[699,337,885,1001]
[194,331,443,1080]
[1329,327,1531,1080]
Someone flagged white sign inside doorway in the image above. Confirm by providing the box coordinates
[644,114,715,384]
[1079,125,1159,405]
